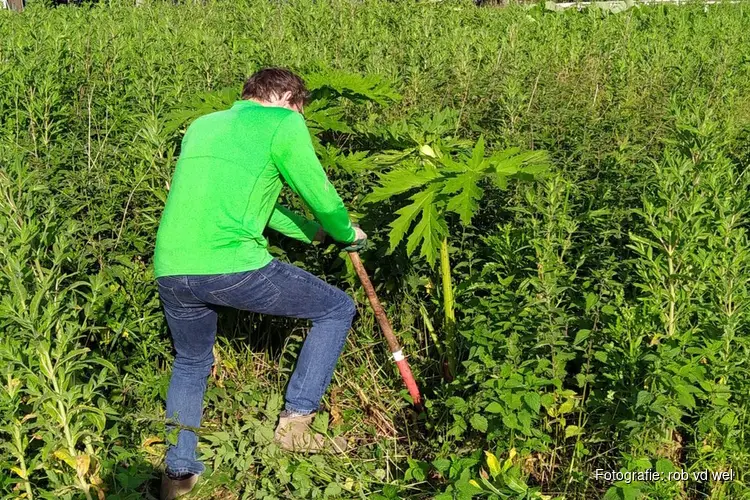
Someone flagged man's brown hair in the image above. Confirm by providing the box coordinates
[241,68,309,106]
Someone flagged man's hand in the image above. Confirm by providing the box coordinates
[344,223,368,252]
[315,223,367,250]
[353,225,367,241]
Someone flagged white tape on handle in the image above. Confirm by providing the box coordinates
[392,350,404,362]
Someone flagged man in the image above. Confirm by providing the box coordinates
[153,68,367,500]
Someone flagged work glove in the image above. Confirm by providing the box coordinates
[343,223,368,252]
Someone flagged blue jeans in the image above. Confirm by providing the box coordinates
[157,258,356,476]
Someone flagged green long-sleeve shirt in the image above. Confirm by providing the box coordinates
[153,99,356,278]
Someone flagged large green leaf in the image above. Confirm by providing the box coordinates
[492,149,549,176]
[364,167,440,204]
[405,199,448,266]
[306,69,400,105]
[335,150,375,173]
[469,414,488,432]
[304,99,353,134]
[387,186,440,253]
[436,153,467,173]
[445,172,483,225]
[490,147,522,161]
[468,136,486,170]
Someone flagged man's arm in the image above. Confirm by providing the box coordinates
[270,112,356,244]
[267,203,324,244]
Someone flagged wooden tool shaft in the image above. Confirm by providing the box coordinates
[348,252,401,353]
[348,251,422,408]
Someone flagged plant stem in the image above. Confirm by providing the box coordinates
[49,364,93,500]
[667,245,676,338]
[440,237,457,378]
[12,424,33,499]
[420,303,444,358]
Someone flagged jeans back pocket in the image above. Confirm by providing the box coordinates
[208,270,280,312]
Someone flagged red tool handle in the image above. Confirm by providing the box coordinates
[348,251,423,410]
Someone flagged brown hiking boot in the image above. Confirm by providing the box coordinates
[160,472,198,500]
[274,411,347,453]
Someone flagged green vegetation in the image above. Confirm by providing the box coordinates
[2,0,750,498]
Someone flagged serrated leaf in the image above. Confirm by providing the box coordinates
[491,147,522,162]
[470,414,488,432]
[432,458,451,473]
[304,100,353,134]
[520,163,549,175]
[254,425,274,444]
[445,172,483,226]
[485,402,504,413]
[364,168,440,204]
[441,173,469,195]
[306,69,400,105]
[494,162,519,176]
[387,188,437,253]
[405,201,447,267]
[492,148,546,175]
[469,136,486,170]
[602,486,622,500]
[324,482,342,497]
[523,393,541,413]
[517,410,532,431]
[636,391,652,408]
[720,411,737,426]
[163,86,237,134]
[674,385,696,409]
[311,412,328,434]
[437,154,467,172]
[445,396,468,410]
[558,398,575,414]
[266,393,283,413]
[622,485,641,500]
[336,150,374,173]
[655,459,675,474]
[502,413,518,429]
[573,329,591,346]
[493,173,509,190]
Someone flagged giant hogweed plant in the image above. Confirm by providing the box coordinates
[364,124,549,378]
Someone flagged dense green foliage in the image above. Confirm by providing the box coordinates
[2,0,750,498]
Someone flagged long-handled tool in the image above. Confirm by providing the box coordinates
[348,251,423,412]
